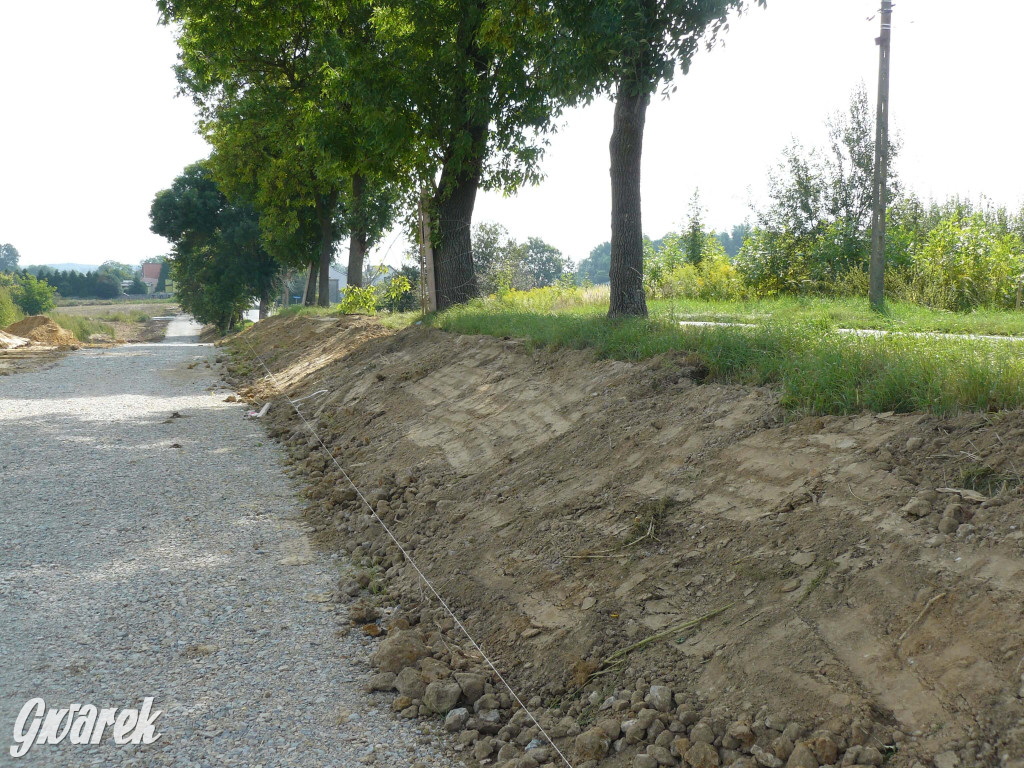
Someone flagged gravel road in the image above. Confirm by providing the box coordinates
[0,317,458,767]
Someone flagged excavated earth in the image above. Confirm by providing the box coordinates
[224,314,1024,768]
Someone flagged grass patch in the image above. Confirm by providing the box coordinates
[655,295,1024,337]
[428,292,1024,415]
[54,297,176,307]
[957,463,1020,495]
[89,309,151,323]
[272,303,423,330]
[47,313,116,342]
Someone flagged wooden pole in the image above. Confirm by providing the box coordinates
[869,0,893,312]
[419,195,438,312]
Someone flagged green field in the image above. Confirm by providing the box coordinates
[418,288,1024,415]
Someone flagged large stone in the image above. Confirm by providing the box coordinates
[646,685,675,713]
[634,755,660,768]
[474,693,501,713]
[637,708,660,730]
[418,657,452,683]
[647,743,676,766]
[690,722,716,745]
[469,708,502,734]
[424,680,462,714]
[625,720,647,744]
[672,737,691,758]
[751,745,785,768]
[770,735,794,761]
[444,707,470,732]
[365,671,396,692]
[473,738,495,760]
[575,727,611,761]
[859,746,884,766]
[371,631,429,673]
[807,734,837,766]
[394,666,426,700]
[785,743,818,768]
[726,722,755,751]
[454,672,486,705]
[684,741,720,768]
[596,718,622,740]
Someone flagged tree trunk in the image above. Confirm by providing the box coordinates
[608,82,650,318]
[303,263,317,306]
[258,286,269,320]
[315,190,339,307]
[433,127,486,310]
[347,173,367,289]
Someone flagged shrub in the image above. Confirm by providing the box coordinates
[734,228,815,296]
[338,284,379,314]
[645,232,741,300]
[911,213,1024,311]
[10,273,57,315]
[0,284,22,327]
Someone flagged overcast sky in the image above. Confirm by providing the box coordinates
[1,0,1022,270]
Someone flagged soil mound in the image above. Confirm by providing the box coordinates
[226,314,1024,768]
[0,330,29,349]
[5,316,76,346]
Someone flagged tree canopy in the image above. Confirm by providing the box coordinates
[0,243,21,273]
[150,162,281,331]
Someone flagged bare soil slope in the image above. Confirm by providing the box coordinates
[226,314,1024,768]
[5,315,76,346]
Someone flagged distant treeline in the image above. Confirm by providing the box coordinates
[25,261,155,299]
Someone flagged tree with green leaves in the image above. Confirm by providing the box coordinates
[374,0,562,309]
[550,0,765,316]
[10,273,57,315]
[740,85,901,291]
[577,241,612,284]
[716,223,749,257]
[685,189,705,265]
[151,163,281,331]
[0,243,19,273]
[127,276,149,295]
[159,0,405,306]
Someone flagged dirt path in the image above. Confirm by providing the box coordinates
[0,317,457,767]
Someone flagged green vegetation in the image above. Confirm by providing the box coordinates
[46,313,116,342]
[0,243,19,273]
[424,288,1024,415]
[0,272,56,316]
[150,164,279,332]
[54,298,176,307]
[0,284,22,327]
[33,263,133,299]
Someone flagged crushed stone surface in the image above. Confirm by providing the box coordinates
[0,317,458,767]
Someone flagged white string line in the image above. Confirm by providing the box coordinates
[236,334,577,768]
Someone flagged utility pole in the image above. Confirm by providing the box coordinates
[869,0,893,312]
[418,195,437,313]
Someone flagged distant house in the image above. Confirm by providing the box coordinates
[328,266,347,304]
[140,262,162,293]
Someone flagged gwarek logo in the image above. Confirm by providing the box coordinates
[9,697,162,758]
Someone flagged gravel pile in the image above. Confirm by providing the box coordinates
[0,317,459,767]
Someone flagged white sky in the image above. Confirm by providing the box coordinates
[1,0,1022,270]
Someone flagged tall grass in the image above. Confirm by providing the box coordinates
[95,310,151,323]
[46,313,116,342]
[430,294,1024,415]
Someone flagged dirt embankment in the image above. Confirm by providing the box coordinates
[226,314,1024,768]
[5,315,76,346]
